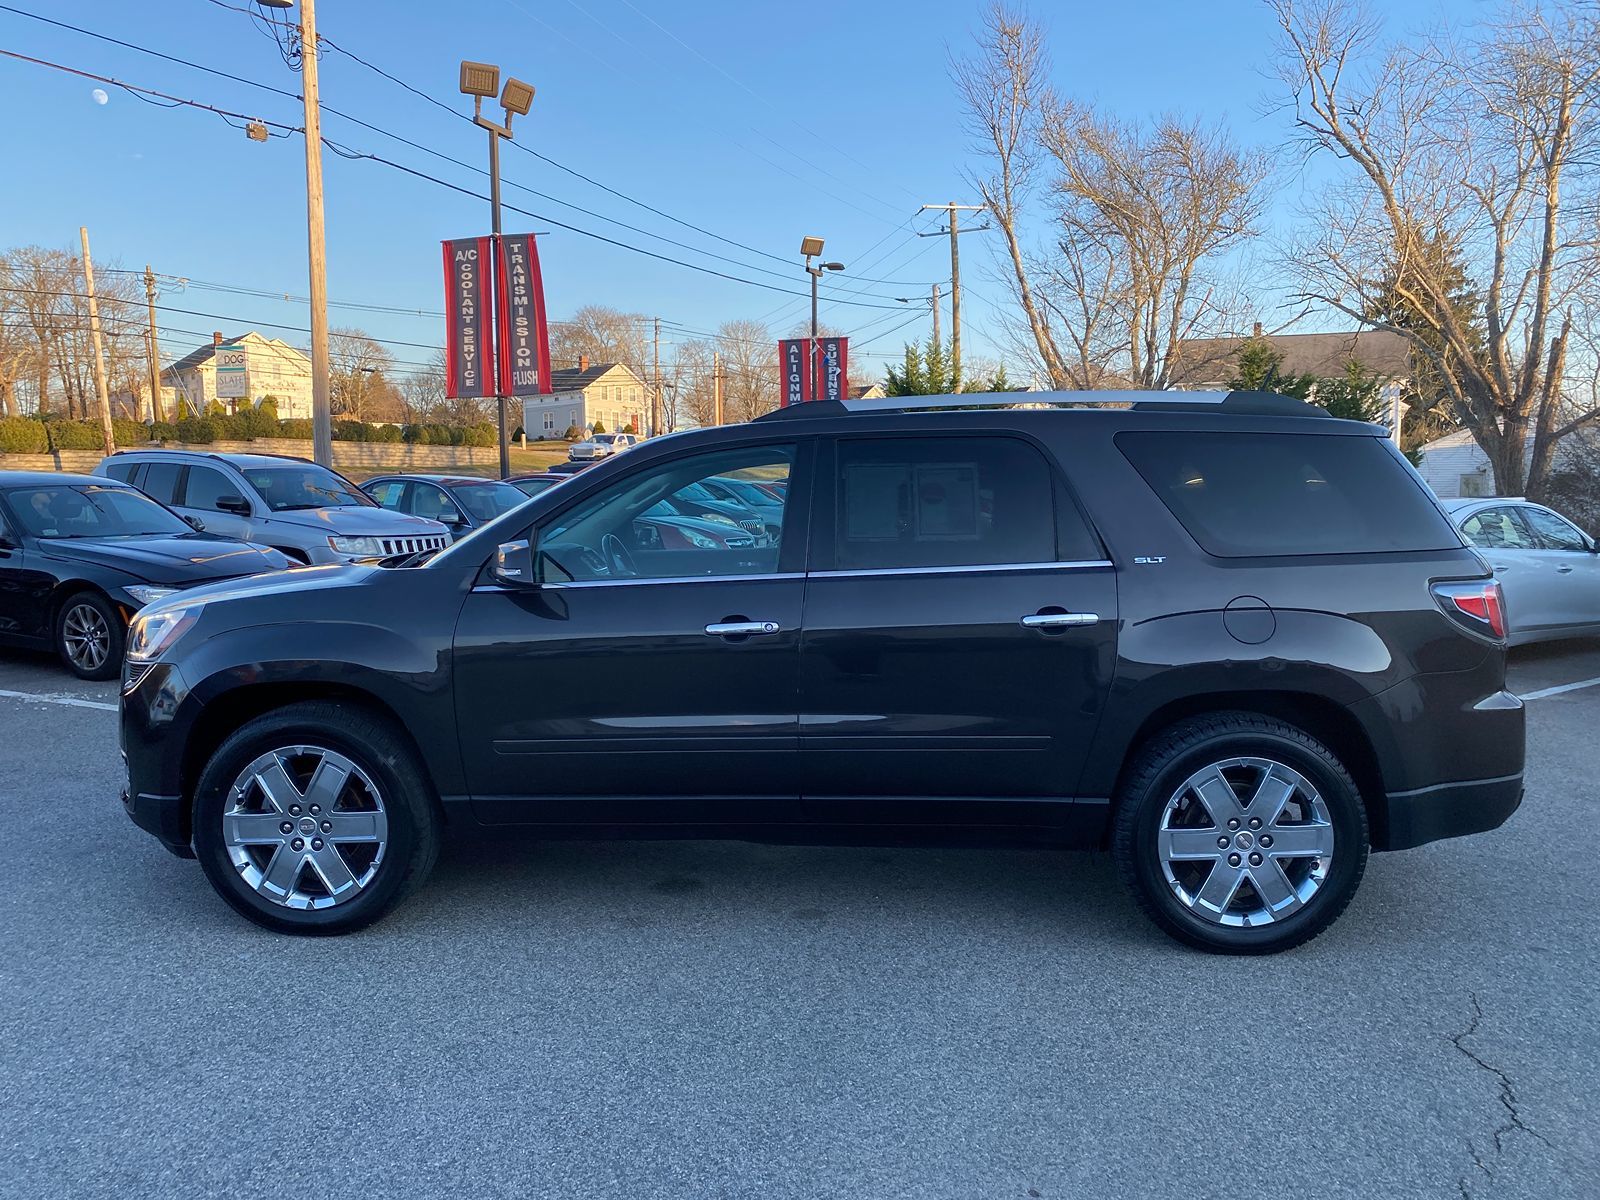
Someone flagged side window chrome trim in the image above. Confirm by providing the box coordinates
[809,560,1112,579]
[475,571,803,593]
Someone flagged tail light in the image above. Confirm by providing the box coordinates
[1432,580,1507,640]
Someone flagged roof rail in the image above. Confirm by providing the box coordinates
[754,389,1328,421]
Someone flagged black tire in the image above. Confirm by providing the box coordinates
[192,701,440,935]
[54,589,124,681]
[1111,712,1369,955]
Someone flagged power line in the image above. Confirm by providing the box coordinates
[0,45,918,313]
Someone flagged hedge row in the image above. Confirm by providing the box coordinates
[0,415,503,451]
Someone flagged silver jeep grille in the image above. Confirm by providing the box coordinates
[375,534,450,556]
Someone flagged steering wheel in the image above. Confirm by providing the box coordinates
[600,532,638,578]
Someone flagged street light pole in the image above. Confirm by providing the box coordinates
[461,62,534,478]
[800,236,844,401]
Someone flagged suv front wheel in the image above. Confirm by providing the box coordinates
[1112,713,1369,954]
[192,701,440,935]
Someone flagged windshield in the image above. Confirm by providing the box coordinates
[243,465,373,512]
[716,478,776,505]
[5,484,191,539]
[593,434,622,444]
[511,477,558,497]
[453,481,529,522]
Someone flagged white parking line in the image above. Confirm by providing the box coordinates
[1519,676,1600,701]
[0,688,117,713]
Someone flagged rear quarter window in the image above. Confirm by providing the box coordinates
[1117,431,1461,557]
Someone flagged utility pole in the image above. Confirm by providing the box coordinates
[295,0,334,469]
[931,282,942,349]
[919,203,986,382]
[712,350,723,426]
[143,265,166,424]
[78,227,115,456]
[652,315,661,438]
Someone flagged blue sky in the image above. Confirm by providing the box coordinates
[0,0,1466,380]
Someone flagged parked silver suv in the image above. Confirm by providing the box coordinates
[96,451,449,565]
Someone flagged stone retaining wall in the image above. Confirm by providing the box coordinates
[0,437,563,480]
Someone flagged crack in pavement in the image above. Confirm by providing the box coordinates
[1451,992,1553,1197]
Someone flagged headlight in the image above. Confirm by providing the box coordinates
[328,535,388,556]
[123,585,181,608]
[682,528,720,548]
[126,602,203,663]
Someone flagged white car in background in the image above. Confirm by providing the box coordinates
[1444,497,1600,645]
[568,432,640,462]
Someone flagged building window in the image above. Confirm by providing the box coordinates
[543,412,555,433]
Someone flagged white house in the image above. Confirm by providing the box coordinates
[1415,425,1597,498]
[520,357,648,438]
[162,331,314,420]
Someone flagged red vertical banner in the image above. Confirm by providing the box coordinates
[442,236,494,399]
[493,233,553,396]
[819,336,849,402]
[778,338,811,407]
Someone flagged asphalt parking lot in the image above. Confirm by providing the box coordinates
[1,643,1597,1200]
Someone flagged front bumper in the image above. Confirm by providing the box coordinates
[121,787,194,858]
[1375,773,1524,851]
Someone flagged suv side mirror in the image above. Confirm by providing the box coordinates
[217,495,251,516]
[183,514,207,532]
[493,539,536,586]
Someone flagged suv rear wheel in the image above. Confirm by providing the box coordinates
[192,701,440,935]
[1112,712,1369,954]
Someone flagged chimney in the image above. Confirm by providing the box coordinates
[1252,322,1263,339]
[579,353,589,371]
[213,331,225,346]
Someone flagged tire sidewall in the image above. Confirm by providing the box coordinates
[1126,725,1367,953]
[192,713,423,935]
[56,591,124,681]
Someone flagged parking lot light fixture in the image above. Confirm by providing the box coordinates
[460,60,501,100]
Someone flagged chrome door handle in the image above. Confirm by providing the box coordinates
[1021,612,1099,629]
[1556,565,1574,574]
[705,620,781,637]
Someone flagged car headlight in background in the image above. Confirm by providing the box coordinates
[328,535,388,556]
[126,602,204,663]
[123,585,181,608]
[681,528,721,549]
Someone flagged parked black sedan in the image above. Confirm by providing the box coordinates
[0,472,291,679]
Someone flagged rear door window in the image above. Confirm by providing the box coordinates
[101,460,139,484]
[1117,431,1461,557]
[827,436,1088,570]
[1461,507,1538,550]
[141,462,185,506]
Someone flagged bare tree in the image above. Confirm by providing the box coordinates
[328,327,396,421]
[1271,0,1600,499]
[953,3,1071,386]
[670,338,716,429]
[548,305,650,380]
[717,319,778,423]
[954,4,1268,390]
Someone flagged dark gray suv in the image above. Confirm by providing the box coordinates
[117,390,1524,952]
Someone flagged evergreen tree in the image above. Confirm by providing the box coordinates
[1314,361,1386,423]
[885,339,961,396]
[1228,337,1315,400]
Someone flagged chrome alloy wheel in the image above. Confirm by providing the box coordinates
[1158,757,1335,927]
[223,746,388,910]
[61,602,112,672]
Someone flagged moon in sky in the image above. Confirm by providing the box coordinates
[91,88,109,105]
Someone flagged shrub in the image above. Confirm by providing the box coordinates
[371,423,404,443]
[230,407,280,439]
[332,419,369,442]
[590,421,606,435]
[0,417,48,454]
[621,423,637,434]
[257,396,280,420]
[563,425,583,441]
[149,421,179,443]
[46,421,106,451]
[205,400,230,418]
[463,423,496,447]
[112,418,151,446]
[175,417,221,444]
[279,418,313,439]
